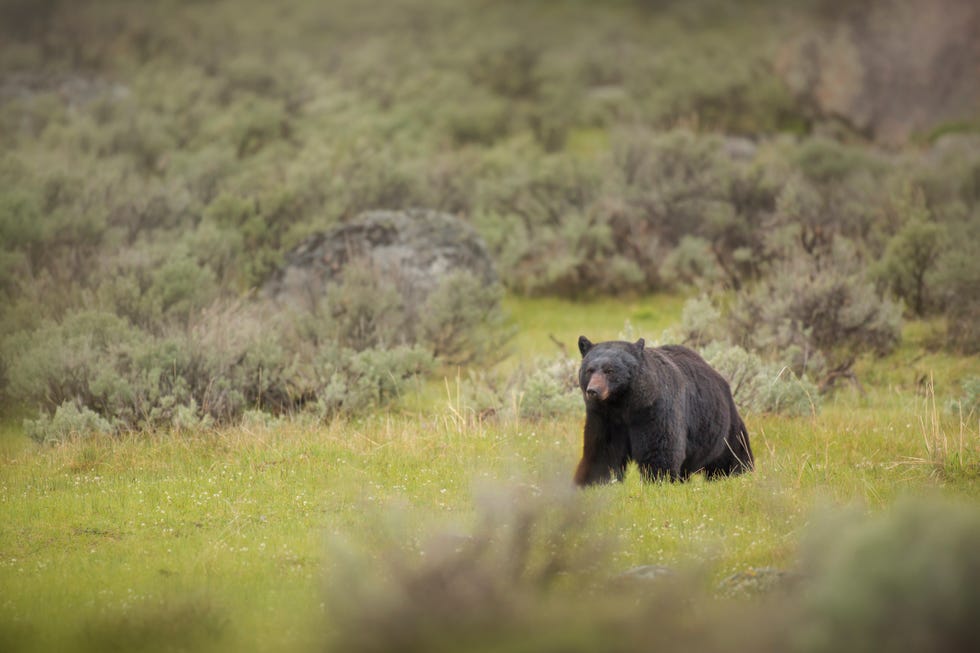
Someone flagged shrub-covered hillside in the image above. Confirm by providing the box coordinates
[1,0,978,430]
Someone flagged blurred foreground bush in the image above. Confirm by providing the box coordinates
[795,499,980,653]
[324,490,980,653]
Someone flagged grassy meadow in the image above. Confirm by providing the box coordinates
[2,0,979,650]
[2,295,978,653]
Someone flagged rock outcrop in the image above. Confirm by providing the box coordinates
[777,0,980,145]
[265,209,497,311]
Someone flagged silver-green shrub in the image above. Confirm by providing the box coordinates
[946,376,979,418]
[729,240,902,389]
[671,297,819,415]
[418,271,515,366]
[314,263,513,367]
[314,345,433,419]
[457,354,580,422]
[700,342,818,417]
[24,400,115,444]
[517,356,581,420]
[676,294,726,348]
[4,310,145,417]
[3,298,437,438]
[676,245,902,400]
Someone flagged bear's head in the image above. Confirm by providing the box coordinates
[577,336,645,404]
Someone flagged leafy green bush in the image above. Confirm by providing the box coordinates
[0,248,27,300]
[516,356,580,420]
[518,379,579,421]
[933,215,980,353]
[324,149,428,223]
[199,191,289,290]
[0,188,44,271]
[313,261,513,367]
[471,153,602,295]
[873,185,947,316]
[661,236,725,290]
[467,40,543,101]
[772,140,889,263]
[145,255,219,326]
[534,211,649,297]
[472,128,779,297]
[230,97,291,158]
[443,92,512,146]
[187,299,437,421]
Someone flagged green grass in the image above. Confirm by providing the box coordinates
[2,295,979,652]
[502,293,689,359]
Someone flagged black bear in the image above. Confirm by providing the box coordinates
[573,336,753,486]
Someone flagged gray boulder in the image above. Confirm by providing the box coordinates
[265,209,498,311]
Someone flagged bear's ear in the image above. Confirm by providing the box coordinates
[634,338,645,353]
[578,336,593,357]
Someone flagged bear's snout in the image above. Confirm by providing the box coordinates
[586,373,609,401]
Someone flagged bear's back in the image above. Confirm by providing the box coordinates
[641,344,736,414]
[652,345,730,389]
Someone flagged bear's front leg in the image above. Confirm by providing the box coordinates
[574,413,628,486]
[574,458,626,485]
